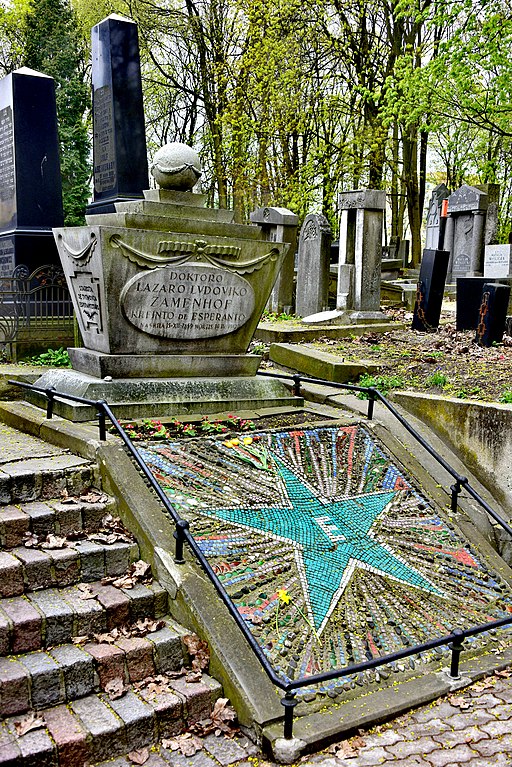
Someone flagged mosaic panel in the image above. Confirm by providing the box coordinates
[140,424,512,690]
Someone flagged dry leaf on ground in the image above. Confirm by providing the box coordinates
[183,633,210,671]
[80,490,108,504]
[449,695,471,710]
[128,747,150,764]
[77,584,97,600]
[14,712,45,736]
[105,677,127,700]
[162,733,203,756]
[43,534,67,549]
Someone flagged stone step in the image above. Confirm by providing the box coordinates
[0,495,118,548]
[0,673,222,765]
[0,456,99,505]
[0,579,169,655]
[0,617,187,717]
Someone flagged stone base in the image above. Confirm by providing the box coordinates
[68,349,261,379]
[28,370,303,421]
[301,309,388,326]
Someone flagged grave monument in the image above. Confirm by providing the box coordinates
[424,183,449,251]
[444,184,489,281]
[295,213,331,317]
[0,68,63,277]
[32,143,299,420]
[249,206,298,313]
[86,14,149,215]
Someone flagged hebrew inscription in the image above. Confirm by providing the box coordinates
[121,263,255,339]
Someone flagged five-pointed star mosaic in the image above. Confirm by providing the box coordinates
[199,454,443,635]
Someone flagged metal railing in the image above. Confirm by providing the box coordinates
[9,377,512,740]
[0,264,74,361]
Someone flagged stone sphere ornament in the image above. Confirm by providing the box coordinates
[150,142,202,191]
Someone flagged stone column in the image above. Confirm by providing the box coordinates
[471,211,486,274]
[295,213,331,317]
[250,206,298,313]
[444,214,455,281]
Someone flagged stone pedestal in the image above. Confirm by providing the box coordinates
[295,213,331,317]
[250,207,298,313]
[87,15,149,215]
[0,68,63,273]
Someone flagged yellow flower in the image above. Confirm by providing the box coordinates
[231,438,239,446]
[243,437,253,445]
[277,589,291,604]
[222,440,233,448]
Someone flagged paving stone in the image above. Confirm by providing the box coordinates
[44,547,80,586]
[342,746,389,765]
[461,756,512,767]
[160,746,218,767]
[29,589,74,647]
[138,687,183,738]
[442,709,495,730]
[0,657,30,716]
[148,625,184,673]
[44,704,89,767]
[490,701,512,719]
[122,583,154,622]
[91,583,130,629]
[104,690,155,752]
[424,744,479,766]
[0,507,29,548]
[104,542,133,576]
[0,472,10,506]
[19,650,65,709]
[81,501,111,531]
[50,501,83,535]
[471,733,512,757]
[12,547,52,591]
[357,729,403,748]
[0,552,24,597]
[71,693,125,762]
[0,608,11,655]
[480,718,512,738]
[20,502,55,537]
[148,581,169,617]
[202,732,249,765]
[8,723,55,767]
[411,701,460,724]
[61,585,107,636]
[2,596,42,652]
[115,637,155,682]
[168,676,212,723]
[493,681,512,703]
[74,540,105,581]
[50,644,95,700]
[431,726,487,748]
[0,720,21,765]
[8,468,42,504]
[83,641,126,688]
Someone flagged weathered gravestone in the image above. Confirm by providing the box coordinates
[0,68,63,276]
[337,189,386,320]
[295,213,331,317]
[33,143,298,420]
[424,184,449,251]
[484,245,512,279]
[250,207,298,313]
[87,14,149,215]
[444,185,488,282]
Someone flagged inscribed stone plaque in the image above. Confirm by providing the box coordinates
[0,106,15,227]
[484,245,512,279]
[0,237,14,278]
[70,272,103,333]
[93,85,116,194]
[121,263,255,339]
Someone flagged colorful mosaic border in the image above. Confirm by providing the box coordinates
[140,424,512,691]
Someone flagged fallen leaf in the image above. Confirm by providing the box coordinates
[128,747,150,764]
[165,733,203,756]
[72,635,89,645]
[14,712,45,736]
[80,490,108,504]
[77,584,96,600]
[105,677,127,700]
[23,533,39,548]
[450,695,471,710]
[331,740,359,759]
[44,534,67,549]
[495,668,512,678]
[183,633,210,671]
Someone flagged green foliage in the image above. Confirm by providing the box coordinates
[426,372,448,388]
[499,390,512,404]
[22,347,71,367]
[356,373,404,398]
[112,414,256,441]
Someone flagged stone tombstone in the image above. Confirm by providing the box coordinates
[295,213,331,317]
[250,206,298,313]
[424,183,449,250]
[0,67,63,274]
[337,188,386,319]
[476,183,500,246]
[484,245,512,279]
[87,15,149,215]
[444,184,489,282]
[475,282,511,347]
[412,249,449,332]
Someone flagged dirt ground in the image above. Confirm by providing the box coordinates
[265,303,512,404]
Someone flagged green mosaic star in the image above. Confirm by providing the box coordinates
[202,455,442,635]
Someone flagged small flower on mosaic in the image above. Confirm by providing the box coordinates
[278,589,291,604]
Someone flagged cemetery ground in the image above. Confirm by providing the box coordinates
[258,304,512,404]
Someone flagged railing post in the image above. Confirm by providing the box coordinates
[45,387,56,419]
[281,691,297,739]
[292,374,301,397]
[450,476,467,514]
[174,519,190,564]
[367,387,376,420]
[449,629,464,679]
[97,403,107,441]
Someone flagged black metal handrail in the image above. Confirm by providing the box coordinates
[9,377,512,740]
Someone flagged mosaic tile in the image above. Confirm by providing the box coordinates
[139,424,512,692]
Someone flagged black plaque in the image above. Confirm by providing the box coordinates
[87,15,149,214]
[412,249,449,332]
[475,283,511,347]
[456,277,496,330]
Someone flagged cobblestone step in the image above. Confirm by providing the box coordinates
[0,456,99,505]
[0,540,140,596]
[0,579,169,655]
[0,674,222,766]
[0,496,118,547]
[0,617,187,717]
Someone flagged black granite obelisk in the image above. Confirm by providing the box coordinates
[0,67,63,276]
[86,15,149,215]
[412,249,450,332]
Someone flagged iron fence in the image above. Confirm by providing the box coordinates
[8,376,512,740]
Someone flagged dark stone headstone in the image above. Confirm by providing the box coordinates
[296,213,331,317]
[87,15,149,215]
[455,276,512,330]
[0,67,63,273]
[475,283,511,347]
[412,249,449,332]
